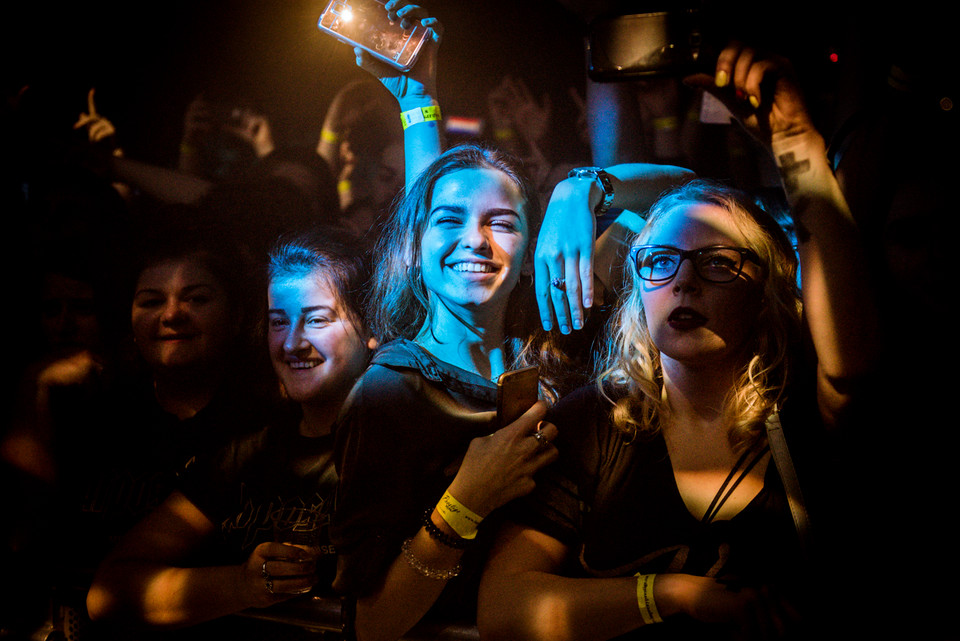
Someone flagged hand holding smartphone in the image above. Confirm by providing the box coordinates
[496,366,540,429]
[318,0,430,71]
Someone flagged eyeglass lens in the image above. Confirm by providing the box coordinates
[634,247,746,283]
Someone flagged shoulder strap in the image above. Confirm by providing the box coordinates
[765,410,812,553]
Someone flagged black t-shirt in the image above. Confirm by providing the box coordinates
[330,339,502,622]
[511,381,827,640]
[178,410,340,593]
[54,373,268,582]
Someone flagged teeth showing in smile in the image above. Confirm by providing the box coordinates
[451,262,494,273]
[289,361,320,370]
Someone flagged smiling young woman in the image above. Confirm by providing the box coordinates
[87,229,377,633]
[330,143,562,641]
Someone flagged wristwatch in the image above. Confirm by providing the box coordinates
[568,167,615,216]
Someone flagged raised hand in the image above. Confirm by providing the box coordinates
[684,43,814,148]
[353,1,443,106]
[535,177,597,333]
[74,88,118,147]
[220,108,276,158]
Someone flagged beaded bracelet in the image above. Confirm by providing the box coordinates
[422,509,473,549]
[400,538,461,580]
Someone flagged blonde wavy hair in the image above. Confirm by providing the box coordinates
[598,179,801,450]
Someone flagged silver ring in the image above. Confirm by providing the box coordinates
[261,561,270,578]
[532,429,547,449]
[265,578,275,594]
[550,277,566,291]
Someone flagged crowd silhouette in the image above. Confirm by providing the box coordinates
[2,1,955,640]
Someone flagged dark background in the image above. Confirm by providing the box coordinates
[4,0,592,166]
[6,0,940,169]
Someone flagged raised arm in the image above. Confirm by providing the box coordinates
[535,163,695,333]
[688,44,880,423]
[351,1,444,191]
[86,491,316,628]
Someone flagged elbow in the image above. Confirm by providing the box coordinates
[817,366,878,429]
[478,585,570,641]
[86,579,117,623]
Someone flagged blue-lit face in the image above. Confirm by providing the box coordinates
[267,273,374,405]
[419,167,530,321]
[638,202,764,369]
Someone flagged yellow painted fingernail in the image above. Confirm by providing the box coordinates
[748,94,760,109]
[715,70,729,87]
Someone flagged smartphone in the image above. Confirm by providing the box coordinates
[317,0,429,72]
[586,10,709,82]
[496,366,540,429]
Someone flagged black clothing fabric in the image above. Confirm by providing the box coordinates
[330,338,501,623]
[177,408,340,592]
[35,364,278,641]
[54,372,268,581]
[512,381,827,640]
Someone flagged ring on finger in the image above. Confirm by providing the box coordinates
[550,277,566,291]
[532,422,549,449]
[261,561,270,579]
[264,578,275,594]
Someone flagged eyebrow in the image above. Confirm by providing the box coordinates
[134,283,215,297]
[429,204,466,217]
[267,305,337,315]
[429,205,521,219]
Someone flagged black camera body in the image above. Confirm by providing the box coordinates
[586,9,716,81]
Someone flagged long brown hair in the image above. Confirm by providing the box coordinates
[368,143,583,400]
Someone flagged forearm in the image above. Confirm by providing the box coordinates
[485,570,725,641]
[593,164,695,291]
[110,155,212,205]
[602,163,695,215]
[397,95,443,191]
[87,560,250,628]
[480,571,646,641]
[772,130,880,406]
[354,516,464,641]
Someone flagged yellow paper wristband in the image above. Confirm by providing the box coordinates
[436,491,482,540]
[635,573,663,625]
[320,128,340,144]
[400,105,442,130]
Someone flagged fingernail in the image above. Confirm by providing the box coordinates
[560,324,570,334]
[715,70,729,88]
[573,319,583,330]
[748,94,760,109]
[542,321,552,331]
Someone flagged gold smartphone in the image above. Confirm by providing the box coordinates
[317,0,429,72]
[496,366,540,429]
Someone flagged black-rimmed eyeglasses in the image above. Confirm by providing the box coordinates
[629,245,762,283]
